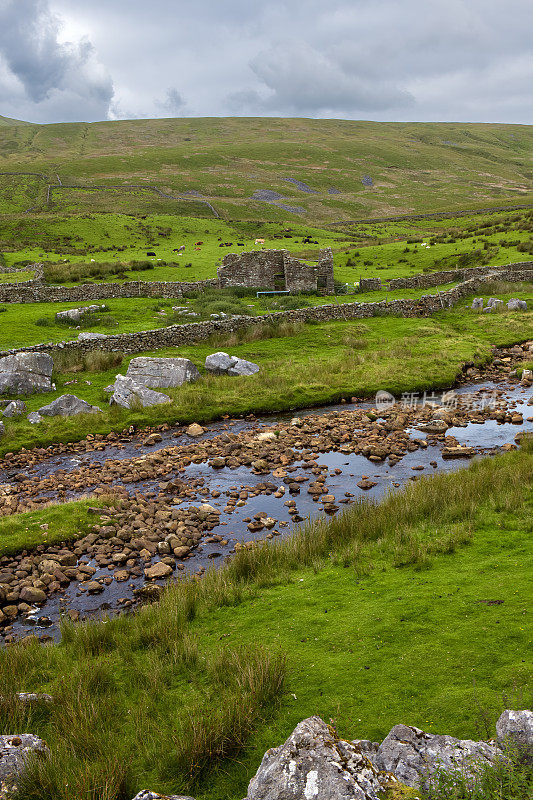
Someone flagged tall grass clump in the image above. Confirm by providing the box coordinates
[51,349,123,374]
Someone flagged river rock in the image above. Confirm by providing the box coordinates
[2,400,26,418]
[38,394,101,417]
[130,792,196,800]
[186,423,204,437]
[0,353,53,395]
[246,716,387,800]
[496,709,533,748]
[416,419,448,434]
[0,733,48,788]
[144,562,173,579]
[126,357,200,388]
[19,587,47,605]
[375,723,501,789]
[110,375,171,409]
[55,305,101,323]
[506,298,527,311]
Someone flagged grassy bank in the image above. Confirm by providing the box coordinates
[0,286,532,456]
[2,441,532,799]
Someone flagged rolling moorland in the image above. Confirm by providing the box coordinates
[0,116,531,800]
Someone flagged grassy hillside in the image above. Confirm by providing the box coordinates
[0,118,532,222]
[0,115,31,127]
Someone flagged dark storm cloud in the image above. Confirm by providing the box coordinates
[0,0,113,122]
[1,0,532,123]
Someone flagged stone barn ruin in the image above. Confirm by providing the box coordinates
[217,248,334,294]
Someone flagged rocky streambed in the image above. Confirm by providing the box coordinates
[0,342,531,642]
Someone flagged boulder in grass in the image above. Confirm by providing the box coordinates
[55,305,102,323]
[126,357,200,388]
[27,412,42,424]
[246,716,387,800]
[0,353,53,395]
[205,352,260,377]
[375,723,502,790]
[110,375,171,409]
[205,352,238,374]
[0,734,48,789]
[0,421,4,438]
[227,358,260,377]
[3,400,27,418]
[471,298,483,310]
[38,394,101,417]
[507,298,527,311]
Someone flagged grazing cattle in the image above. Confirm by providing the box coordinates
[194,241,204,246]
[237,243,244,246]
[255,238,265,244]
[147,252,156,256]
[173,245,186,252]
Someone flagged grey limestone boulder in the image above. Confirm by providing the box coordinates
[205,352,237,374]
[38,394,101,417]
[3,400,27,417]
[78,331,107,341]
[110,375,171,409]
[205,352,260,377]
[126,357,200,388]
[486,298,504,310]
[228,358,260,376]
[374,723,502,789]
[55,305,102,323]
[0,733,48,788]
[131,793,195,800]
[496,709,533,749]
[471,297,483,309]
[0,353,53,395]
[507,298,527,311]
[246,716,387,800]
[27,412,42,424]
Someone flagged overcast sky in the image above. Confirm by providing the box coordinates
[0,0,532,125]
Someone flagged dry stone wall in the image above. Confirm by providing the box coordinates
[0,263,530,361]
[0,276,217,304]
[387,261,533,290]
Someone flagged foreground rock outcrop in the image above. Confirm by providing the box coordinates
[246,716,390,800]
[245,710,533,799]
[374,723,501,789]
[0,734,48,797]
[0,353,53,395]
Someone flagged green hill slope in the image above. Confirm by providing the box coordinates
[0,117,532,221]
[0,114,31,126]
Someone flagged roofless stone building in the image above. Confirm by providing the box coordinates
[217,248,334,294]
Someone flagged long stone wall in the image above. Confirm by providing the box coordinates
[1,263,530,360]
[386,261,533,290]
[0,276,218,303]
